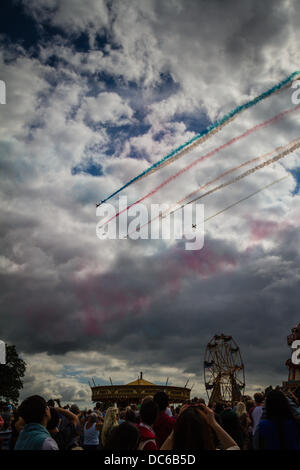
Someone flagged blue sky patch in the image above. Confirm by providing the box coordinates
[72,159,104,177]
[288,167,300,195]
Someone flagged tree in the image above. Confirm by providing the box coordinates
[0,344,26,406]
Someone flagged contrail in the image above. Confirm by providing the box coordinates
[203,175,290,223]
[98,71,300,204]
[127,175,291,237]
[100,102,300,228]
[161,142,293,218]
[170,137,300,214]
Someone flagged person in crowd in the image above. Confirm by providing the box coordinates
[138,398,159,450]
[253,389,300,450]
[285,390,300,422]
[118,409,126,424]
[220,408,245,449]
[15,395,59,450]
[236,401,251,449]
[93,402,102,415]
[61,403,81,448]
[251,393,264,436]
[130,404,139,420]
[125,407,138,425]
[9,410,21,450]
[161,403,240,450]
[105,422,140,450]
[212,402,224,425]
[153,392,176,449]
[246,399,255,416]
[0,405,12,430]
[83,412,102,450]
[47,405,79,450]
[101,407,119,448]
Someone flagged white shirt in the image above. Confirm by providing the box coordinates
[83,422,99,445]
[251,405,263,435]
[42,437,59,450]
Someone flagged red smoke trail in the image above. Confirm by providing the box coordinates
[116,103,300,235]
[101,103,300,229]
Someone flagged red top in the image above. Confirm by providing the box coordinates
[153,411,176,449]
[138,423,158,450]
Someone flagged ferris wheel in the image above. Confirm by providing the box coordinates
[204,334,245,405]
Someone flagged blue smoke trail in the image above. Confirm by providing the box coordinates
[100,71,300,204]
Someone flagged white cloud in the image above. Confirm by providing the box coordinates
[78,92,134,125]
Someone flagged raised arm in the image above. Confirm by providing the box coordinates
[199,404,240,450]
[55,407,78,427]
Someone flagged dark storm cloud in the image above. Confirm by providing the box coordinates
[1,224,299,388]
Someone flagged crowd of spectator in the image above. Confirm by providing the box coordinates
[1,386,300,451]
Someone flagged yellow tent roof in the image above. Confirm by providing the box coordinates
[126,378,155,386]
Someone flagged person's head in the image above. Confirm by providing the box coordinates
[70,404,80,415]
[173,406,215,450]
[140,399,158,426]
[245,400,255,413]
[254,393,264,405]
[47,399,55,408]
[88,412,98,423]
[141,395,153,404]
[125,408,137,424]
[153,391,169,412]
[105,422,140,450]
[101,407,119,447]
[18,395,50,426]
[236,401,246,417]
[264,390,293,421]
[95,402,101,410]
[47,407,60,433]
[197,398,206,405]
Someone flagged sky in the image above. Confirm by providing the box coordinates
[0,0,300,407]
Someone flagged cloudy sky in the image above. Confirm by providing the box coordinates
[1,0,300,407]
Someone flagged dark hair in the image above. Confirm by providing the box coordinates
[47,407,60,431]
[18,395,47,424]
[245,400,255,413]
[140,399,158,426]
[153,392,169,411]
[47,399,55,408]
[265,390,293,421]
[125,408,137,424]
[220,409,244,448]
[254,393,264,404]
[105,422,140,450]
[264,390,294,449]
[173,407,215,450]
[215,403,225,415]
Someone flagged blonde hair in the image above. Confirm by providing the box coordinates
[101,407,119,447]
[236,401,247,417]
